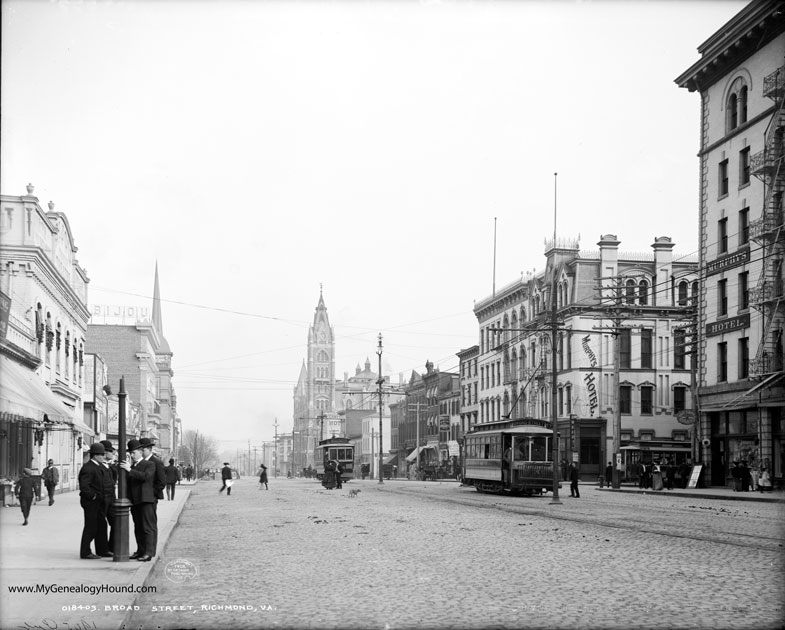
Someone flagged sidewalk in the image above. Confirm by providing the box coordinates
[593,482,785,502]
[0,481,193,630]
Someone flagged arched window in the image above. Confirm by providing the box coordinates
[727,77,749,132]
[678,281,689,306]
[638,279,649,305]
[625,279,636,305]
[728,93,738,130]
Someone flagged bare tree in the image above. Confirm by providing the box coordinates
[181,429,219,478]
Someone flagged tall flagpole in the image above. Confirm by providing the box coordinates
[493,217,497,297]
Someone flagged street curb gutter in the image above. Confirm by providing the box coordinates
[595,487,785,503]
[118,486,193,630]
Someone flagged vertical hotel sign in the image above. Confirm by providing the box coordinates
[581,335,599,416]
[0,290,10,339]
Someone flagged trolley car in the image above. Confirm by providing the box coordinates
[313,437,355,484]
[463,418,555,495]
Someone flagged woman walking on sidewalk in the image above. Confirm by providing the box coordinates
[15,468,40,526]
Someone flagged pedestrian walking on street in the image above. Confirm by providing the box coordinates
[78,442,113,559]
[605,462,613,488]
[185,465,193,482]
[99,440,118,555]
[335,460,344,489]
[322,459,337,489]
[15,468,40,526]
[120,439,157,562]
[42,459,59,506]
[164,458,180,500]
[219,463,233,495]
[258,464,269,490]
[569,462,580,498]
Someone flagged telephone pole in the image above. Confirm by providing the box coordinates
[376,333,384,485]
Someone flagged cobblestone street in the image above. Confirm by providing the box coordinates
[125,478,785,630]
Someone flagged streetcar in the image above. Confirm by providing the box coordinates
[463,418,556,495]
[313,437,355,484]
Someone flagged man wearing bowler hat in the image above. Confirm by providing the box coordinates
[78,442,113,559]
[99,440,118,552]
[219,462,233,495]
[139,437,166,556]
[120,439,157,561]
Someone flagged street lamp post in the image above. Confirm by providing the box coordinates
[113,376,131,562]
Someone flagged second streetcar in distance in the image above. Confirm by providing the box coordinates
[463,418,556,495]
[313,436,355,484]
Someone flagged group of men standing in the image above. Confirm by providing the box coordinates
[78,437,166,562]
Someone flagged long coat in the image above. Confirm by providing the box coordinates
[79,459,114,503]
[42,465,59,487]
[127,459,157,504]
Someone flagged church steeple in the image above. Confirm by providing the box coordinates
[152,261,171,354]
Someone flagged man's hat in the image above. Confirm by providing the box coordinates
[99,440,115,453]
[223,462,230,466]
[169,458,175,464]
[127,439,143,452]
[139,437,155,448]
[89,442,106,456]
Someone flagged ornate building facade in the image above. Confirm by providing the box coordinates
[676,0,785,486]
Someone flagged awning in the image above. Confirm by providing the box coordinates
[383,453,398,466]
[405,445,437,462]
[723,372,785,409]
[621,444,692,452]
[0,356,92,435]
[0,356,72,423]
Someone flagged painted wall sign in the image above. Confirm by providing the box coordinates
[581,335,599,416]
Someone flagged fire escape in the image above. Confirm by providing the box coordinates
[749,66,785,377]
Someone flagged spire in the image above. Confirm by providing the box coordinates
[152,261,171,354]
[152,261,163,333]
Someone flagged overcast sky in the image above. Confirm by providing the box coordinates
[1,0,745,451]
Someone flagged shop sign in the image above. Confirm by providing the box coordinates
[0,290,10,339]
[581,335,598,416]
[705,248,749,276]
[706,313,750,337]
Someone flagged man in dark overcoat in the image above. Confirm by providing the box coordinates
[139,437,166,555]
[78,442,114,559]
[99,440,118,554]
[220,462,233,494]
[120,439,157,561]
[42,459,59,505]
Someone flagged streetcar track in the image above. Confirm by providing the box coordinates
[380,485,785,553]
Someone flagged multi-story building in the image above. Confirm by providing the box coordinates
[0,185,93,494]
[473,235,699,480]
[86,264,178,461]
[293,289,337,469]
[676,0,785,487]
[456,344,479,473]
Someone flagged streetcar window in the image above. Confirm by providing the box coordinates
[483,442,490,459]
[531,437,547,461]
[516,437,531,461]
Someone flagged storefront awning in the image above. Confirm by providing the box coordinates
[383,453,398,466]
[405,445,437,462]
[0,356,72,423]
[621,444,692,452]
[723,372,785,409]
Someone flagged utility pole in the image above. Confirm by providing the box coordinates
[376,333,384,485]
[317,411,326,444]
[549,172,562,505]
[274,417,279,479]
[409,400,423,480]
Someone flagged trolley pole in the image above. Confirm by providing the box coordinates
[376,333,384,485]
